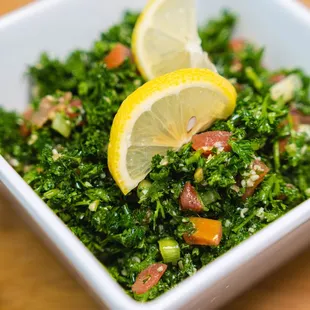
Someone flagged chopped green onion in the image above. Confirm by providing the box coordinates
[200,189,220,205]
[43,189,60,199]
[52,113,71,138]
[88,200,99,212]
[245,66,262,90]
[137,180,152,199]
[158,238,180,264]
[194,167,204,183]
[273,141,280,173]
[185,149,203,165]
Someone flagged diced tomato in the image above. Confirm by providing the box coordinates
[279,112,300,131]
[234,83,244,92]
[70,99,82,108]
[20,109,32,137]
[19,122,31,137]
[279,138,288,153]
[36,167,44,173]
[132,263,167,295]
[28,100,54,128]
[290,107,310,125]
[290,112,301,130]
[25,97,64,128]
[61,92,73,102]
[19,93,83,134]
[21,95,76,129]
[192,131,232,155]
[269,74,286,84]
[229,38,245,52]
[66,99,83,118]
[242,160,270,199]
[20,108,34,136]
[180,182,203,212]
[183,217,222,246]
[298,113,310,124]
[23,107,34,121]
[230,58,243,72]
[104,43,132,69]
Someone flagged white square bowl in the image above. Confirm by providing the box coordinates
[1,0,310,309]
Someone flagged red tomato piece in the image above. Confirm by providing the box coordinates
[297,113,310,124]
[132,263,167,295]
[19,122,31,137]
[269,74,286,84]
[290,112,301,130]
[23,97,66,129]
[290,107,310,125]
[229,38,245,52]
[104,43,132,69]
[242,160,270,200]
[235,83,244,92]
[279,112,300,131]
[20,93,76,131]
[20,108,33,136]
[66,99,83,118]
[29,100,54,128]
[230,58,243,72]
[23,107,34,121]
[180,182,203,212]
[192,131,232,155]
[279,138,288,153]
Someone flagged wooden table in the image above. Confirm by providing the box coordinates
[1,1,310,309]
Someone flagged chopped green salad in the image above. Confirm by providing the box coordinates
[1,11,310,301]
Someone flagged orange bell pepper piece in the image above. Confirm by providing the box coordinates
[184,217,222,246]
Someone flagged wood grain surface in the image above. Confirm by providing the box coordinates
[1,1,310,309]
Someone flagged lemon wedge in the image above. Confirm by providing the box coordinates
[108,68,236,194]
[132,0,216,80]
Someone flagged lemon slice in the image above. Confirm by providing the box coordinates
[132,0,216,80]
[108,68,236,194]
